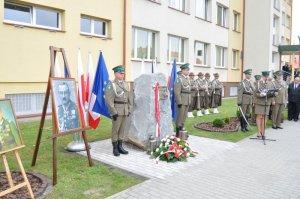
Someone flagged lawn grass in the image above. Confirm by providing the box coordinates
[185,98,278,143]
[0,119,143,199]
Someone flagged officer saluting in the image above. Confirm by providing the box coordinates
[237,69,254,132]
[105,65,132,156]
[174,63,191,137]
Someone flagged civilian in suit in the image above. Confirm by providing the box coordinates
[288,77,300,121]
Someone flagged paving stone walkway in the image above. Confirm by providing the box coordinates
[79,120,300,199]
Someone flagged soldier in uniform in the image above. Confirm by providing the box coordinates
[211,73,223,114]
[105,65,132,156]
[0,108,21,152]
[204,73,212,115]
[237,69,254,132]
[174,63,191,137]
[188,72,197,118]
[251,74,261,124]
[271,71,286,129]
[57,83,80,132]
[254,71,276,139]
[196,72,205,116]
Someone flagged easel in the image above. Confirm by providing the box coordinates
[31,46,93,185]
[1,147,35,198]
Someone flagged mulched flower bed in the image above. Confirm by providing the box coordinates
[194,117,240,132]
[0,172,51,199]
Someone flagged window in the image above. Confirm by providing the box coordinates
[132,27,156,60]
[286,15,291,28]
[80,16,107,37]
[282,12,285,26]
[169,0,186,12]
[195,41,209,66]
[217,4,228,27]
[168,35,185,63]
[216,46,227,68]
[273,0,280,10]
[232,50,239,69]
[4,2,60,30]
[233,12,240,31]
[195,0,211,21]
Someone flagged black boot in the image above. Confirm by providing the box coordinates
[175,127,180,137]
[117,140,129,155]
[240,117,245,132]
[112,142,120,156]
[244,116,249,131]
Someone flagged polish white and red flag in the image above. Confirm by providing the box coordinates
[77,48,87,127]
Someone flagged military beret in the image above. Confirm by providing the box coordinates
[112,65,125,73]
[180,63,190,70]
[243,69,252,75]
[205,73,210,77]
[213,73,219,77]
[261,71,270,77]
[273,70,283,78]
[254,75,261,80]
[198,72,203,76]
[189,72,195,76]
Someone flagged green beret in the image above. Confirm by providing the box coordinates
[254,75,261,80]
[273,70,282,77]
[112,65,125,73]
[243,69,252,75]
[261,71,270,77]
[180,63,190,70]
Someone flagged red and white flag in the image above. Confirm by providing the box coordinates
[86,52,94,105]
[77,49,87,127]
[154,82,161,138]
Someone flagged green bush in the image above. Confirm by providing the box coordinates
[212,118,224,128]
[224,117,230,124]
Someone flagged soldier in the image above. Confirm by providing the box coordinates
[271,71,286,129]
[196,72,205,116]
[211,73,223,114]
[187,72,197,118]
[0,108,21,152]
[105,65,132,156]
[204,73,212,115]
[237,69,254,132]
[174,63,191,137]
[251,74,261,124]
[254,71,275,139]
[57,83,80,132]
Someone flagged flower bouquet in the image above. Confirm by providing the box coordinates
[151,135,196,163]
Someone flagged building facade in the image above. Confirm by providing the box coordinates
[0,0,131,116]
[131,0,244,97]
[244,0,293,75]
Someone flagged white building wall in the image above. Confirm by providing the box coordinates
[131,0,229,82]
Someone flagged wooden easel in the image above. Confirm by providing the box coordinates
[31,46,93,185]
[1,147,35,198]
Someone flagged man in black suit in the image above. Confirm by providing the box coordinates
[288,77,300,121]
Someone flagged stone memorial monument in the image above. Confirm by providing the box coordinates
[126,73,173,150]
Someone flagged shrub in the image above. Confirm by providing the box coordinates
[212,118,224,128]
[224,117,230,124]
[236,109,241,117]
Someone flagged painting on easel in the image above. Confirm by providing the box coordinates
[0,99,24,155]
[50,78,82,135]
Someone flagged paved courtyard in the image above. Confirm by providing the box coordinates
[80,120,300,199]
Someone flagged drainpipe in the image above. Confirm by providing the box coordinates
[123,0,127,78]
[241,0,245,80]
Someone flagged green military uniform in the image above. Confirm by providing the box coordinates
[0,117,21,152]
[254,71,275,116]
[237,69,255,131]
[251,75,261,123]
[211,73,223,113]
[271,71,286,129]
[58,100,79,132]
[196,72,205,116]
[188,72,197,117]
[174,63,191,136]
[204,73,212,115]
[105,65,132,156]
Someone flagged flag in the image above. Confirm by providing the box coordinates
[168,59,177,121]
[86,52,94,104]
[77,49,87,127]
[88,51,110,129]
[154,81,161,138]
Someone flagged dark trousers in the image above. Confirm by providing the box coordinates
[288,101,300,120]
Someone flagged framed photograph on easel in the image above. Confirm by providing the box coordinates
[0,99,24,154]
[50,78,82,135]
